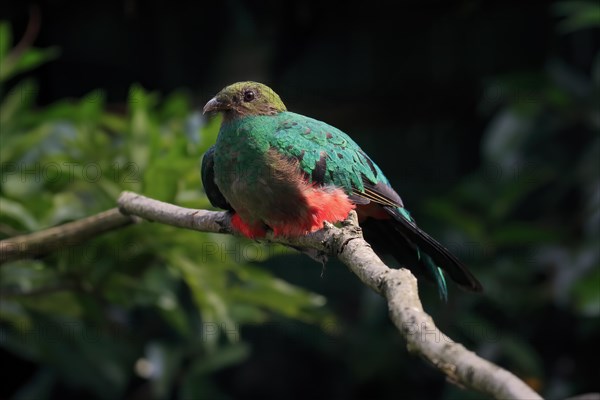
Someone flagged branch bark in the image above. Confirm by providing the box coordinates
[0,208,136,264]
[1,191,543,399]
[116,192,541,400]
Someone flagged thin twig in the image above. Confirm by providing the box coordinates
[7,5,42,63]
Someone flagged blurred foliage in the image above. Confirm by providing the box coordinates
[0,21,334,400]
[426,49,600,400]
[423,7,600,398]
[554,1,600,32]
[1,1,599,399]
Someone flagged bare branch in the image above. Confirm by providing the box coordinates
[0,208,136,264]
[117,191,231,234]
[116,191,542,400]
[0,191,542,399]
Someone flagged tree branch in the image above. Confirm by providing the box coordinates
[0,191,542,399]
[0,208,136,264]
[116,191,542,400]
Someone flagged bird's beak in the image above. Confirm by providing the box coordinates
[203,97,227,114]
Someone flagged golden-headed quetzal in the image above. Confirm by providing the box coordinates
[201,82,482,299]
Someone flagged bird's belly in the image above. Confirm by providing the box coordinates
[213,149,306,225]
[223,170,307,224]
[214,147,355,237]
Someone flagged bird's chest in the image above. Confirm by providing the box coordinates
[213,134,267,199]
[213,133,307,222]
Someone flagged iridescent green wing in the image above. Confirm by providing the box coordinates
[269,112,403,207]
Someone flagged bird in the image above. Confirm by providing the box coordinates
[201,81,482,299]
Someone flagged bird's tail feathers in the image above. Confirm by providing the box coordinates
[383,206,483,293]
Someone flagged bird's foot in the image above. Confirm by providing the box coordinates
[341,210,359,228]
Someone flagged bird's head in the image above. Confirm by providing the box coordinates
[203,82,287,118]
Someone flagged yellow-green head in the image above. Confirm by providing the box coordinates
[203,81,287,118]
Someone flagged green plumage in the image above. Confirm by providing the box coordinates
[215,112,385,193]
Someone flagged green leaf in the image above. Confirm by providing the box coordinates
[0,196,40,231]
[19,292,82,319]
[230,263,328,322]
[142,137,193,202]
[0,260,57,292]
[160,91,191,120]
[142,162,180,202]
[46,192,88,225]
[127,84,158,172]
[554,1,600,32]
[572,267,600,317]
[172,255,238,347]
[0,46,60,82]
[0,79,38,130]
[78,89,106,122]
[0,298,31,331]
[0,21,12,63]
[184,343,250,377]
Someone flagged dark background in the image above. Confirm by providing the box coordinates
[1,1,599,399]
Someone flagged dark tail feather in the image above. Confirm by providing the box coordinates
[361,219,449,299]
[422,253,448,301]
[382,206,483,293]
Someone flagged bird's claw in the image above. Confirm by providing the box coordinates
[342,210,359,227]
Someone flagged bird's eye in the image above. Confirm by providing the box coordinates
[243,90,255,102]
